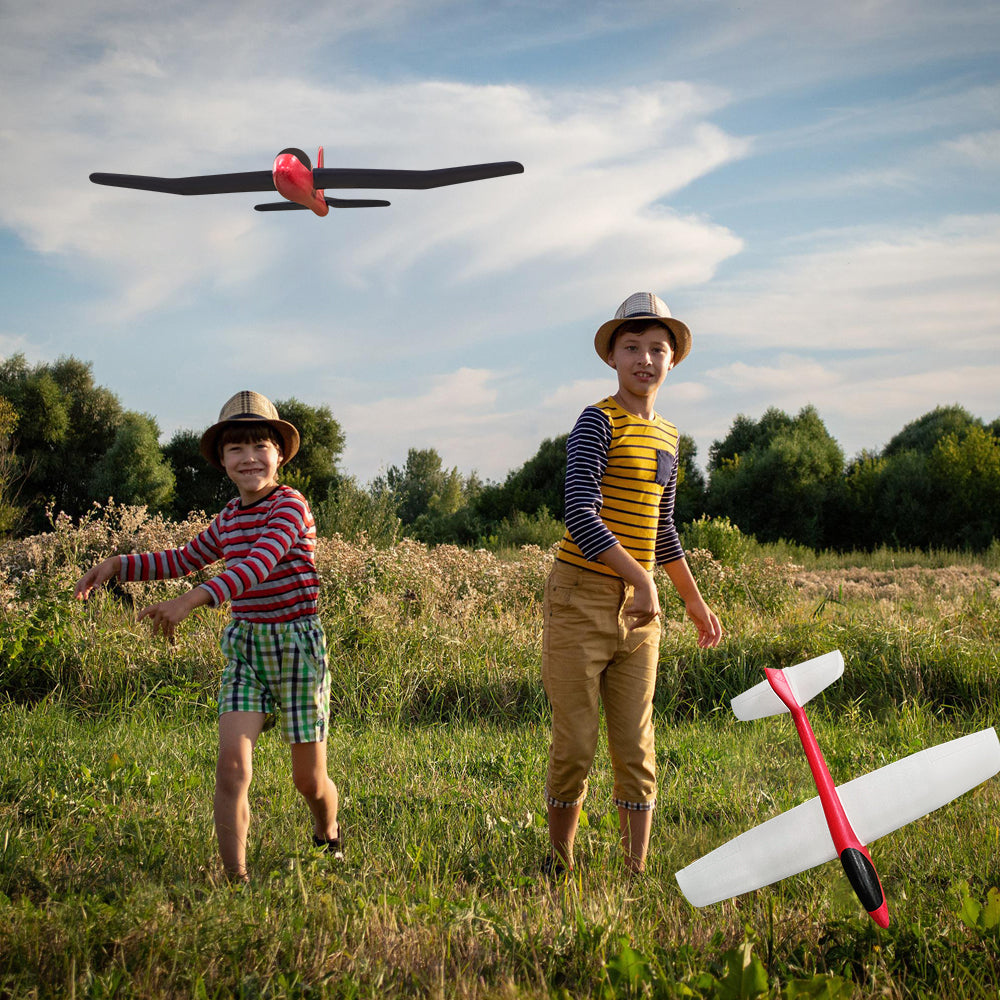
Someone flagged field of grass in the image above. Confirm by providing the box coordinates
[1,506,998,998]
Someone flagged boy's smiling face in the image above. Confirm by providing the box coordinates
[607,322,674,414]
[221,437,283,504]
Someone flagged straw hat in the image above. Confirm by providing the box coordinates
[199,390,300,470]
[594,292,691,367]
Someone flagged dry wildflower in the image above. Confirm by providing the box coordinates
[0,501,213,601]
[792,565,1000,605]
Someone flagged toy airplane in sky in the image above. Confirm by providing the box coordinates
[676,651,1000,927]
[90,146,524,217]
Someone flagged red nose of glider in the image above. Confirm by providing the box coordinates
[272,152,328,217]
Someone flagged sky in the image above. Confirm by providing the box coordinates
[1,0,998,485]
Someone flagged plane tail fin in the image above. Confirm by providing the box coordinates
[732,650,844,720]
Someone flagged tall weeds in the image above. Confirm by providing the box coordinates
[1,506,998,998]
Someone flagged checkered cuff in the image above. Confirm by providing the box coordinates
[545,789,585,809]
[613,797,655,812]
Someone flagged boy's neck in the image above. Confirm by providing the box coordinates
[612,389,656,421]
[238,482,281,506]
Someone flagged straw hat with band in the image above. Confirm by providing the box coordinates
[594,292,691,367]
[199,391,300,471]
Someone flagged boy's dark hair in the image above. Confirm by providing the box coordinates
[608,319,677,356]
[217,422,285,462]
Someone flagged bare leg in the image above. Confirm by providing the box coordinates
[215,711,267,879]
[290,740,339,840]
[618,806,652,873]
[547,802,583,870]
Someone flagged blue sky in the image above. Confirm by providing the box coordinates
[1,0,997,484]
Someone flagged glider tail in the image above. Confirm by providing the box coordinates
[731,650,844,720]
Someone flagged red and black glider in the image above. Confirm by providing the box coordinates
[90,146,524,218]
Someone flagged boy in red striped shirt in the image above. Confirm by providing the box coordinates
[75,391,341,883]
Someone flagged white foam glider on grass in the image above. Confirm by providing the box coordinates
[675,650,1000,927]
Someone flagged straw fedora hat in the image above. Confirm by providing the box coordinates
[199,391,300,470]
[594,292,691,367]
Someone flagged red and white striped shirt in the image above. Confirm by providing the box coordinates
[119,485,319,622]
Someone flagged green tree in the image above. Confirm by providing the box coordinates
[708,409,795,470]
[163,429,233,518]
[88,413,175,512]
[473,435,569,529]
[376,448,486,544]
[314,475,401,547]
[0,397,25,536]
[385,448,451,526]
[836,407,995,551]
[929,425,1000,549]
[883,404,980,457]
[0,355,145,528]
[674,433,706,526]
[706,406,844,548]
[273,397,345,504]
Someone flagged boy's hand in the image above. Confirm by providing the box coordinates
[624,574,661,628]
[74,557,121,601]
[138,588,211,642]
[685,597,723,648]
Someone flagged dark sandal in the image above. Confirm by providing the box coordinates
[312,826,344,861]
[541,854,572,878]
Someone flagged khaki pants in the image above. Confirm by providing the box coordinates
[542,560,660,811]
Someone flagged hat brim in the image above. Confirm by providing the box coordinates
[199,416,300,471]
[594,315,691,367]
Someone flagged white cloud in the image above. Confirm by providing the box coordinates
[691,215,1000,353]
[339,367,510,479]
[944,129,1000,167]
[691,353,1000,462]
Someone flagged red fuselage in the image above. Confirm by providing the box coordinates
[271,151,328,217]
[764,667,890,928]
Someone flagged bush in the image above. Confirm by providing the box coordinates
[680,515,753,567]
[314,477,401,548]
[482,507,564,551]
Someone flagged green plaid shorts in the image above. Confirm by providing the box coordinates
[217,615,330,744]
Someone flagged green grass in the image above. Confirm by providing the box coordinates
[0,510,998,998]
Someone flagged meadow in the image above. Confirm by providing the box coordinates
[0,505,998,999]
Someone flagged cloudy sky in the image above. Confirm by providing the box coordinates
[1,0,997,484]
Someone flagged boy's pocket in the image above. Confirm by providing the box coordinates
[654,449,675,487]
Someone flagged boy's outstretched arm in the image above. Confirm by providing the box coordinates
[75,556,122,601]
[138,587,213,642]
[661,557,723,648]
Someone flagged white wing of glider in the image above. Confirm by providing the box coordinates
[676,727,1000,907]
[731,651,844,721]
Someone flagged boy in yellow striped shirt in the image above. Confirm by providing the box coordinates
[543,292,723,876]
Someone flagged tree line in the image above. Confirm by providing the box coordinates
[1,353,997,552]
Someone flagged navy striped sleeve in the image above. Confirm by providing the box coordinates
[563,406,620,562]
[654,460,685,565]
